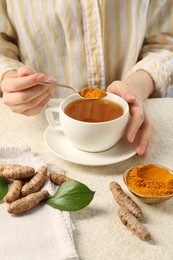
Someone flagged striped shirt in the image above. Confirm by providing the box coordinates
[0,0,173,98]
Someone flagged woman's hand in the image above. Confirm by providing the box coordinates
[0,66,56,116]
[107,80,156,156]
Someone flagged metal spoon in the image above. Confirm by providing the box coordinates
[40,81,81,95]
[10,75,106,99]
[40,81,107,99]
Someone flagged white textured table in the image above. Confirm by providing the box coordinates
[1,98,173,260]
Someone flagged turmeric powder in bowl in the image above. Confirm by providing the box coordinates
[123,164,173,203]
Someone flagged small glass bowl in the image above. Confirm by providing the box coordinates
[123,164,173,204]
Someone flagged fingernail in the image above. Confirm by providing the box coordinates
[138,145,146,156]
[36,74,46,81]
[128,133,135,142]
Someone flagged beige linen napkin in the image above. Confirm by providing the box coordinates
[0,146,78,260]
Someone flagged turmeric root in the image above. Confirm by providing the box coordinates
[50,172,71,185]
[118,206,151,241]
[4,180,23,203]
[0,164,35,180]
[8,190,49,214]
[0,164,19,169]
[110,181,143,219]
[21,166,47,196]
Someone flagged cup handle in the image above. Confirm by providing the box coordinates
[45,106,62,132]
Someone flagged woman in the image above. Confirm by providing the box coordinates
[0,0,173,156]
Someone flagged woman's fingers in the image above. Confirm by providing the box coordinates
[1,73,47,92]
[126,101,144,142]
[1,66,57,116]
[107,80,155,156]
[107,81,136,102]
[1,65,56,93]
[136,123,156,156]
[17,66,37,77]
[136,107,156,156]
[142,130,156,157]
[3,83,54,106]
[22,95,52,116]
[9,89,54,115]
[128,102,156,156]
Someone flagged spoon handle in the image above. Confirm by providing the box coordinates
[40,81,78,93]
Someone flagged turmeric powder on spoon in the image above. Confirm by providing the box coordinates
[79,86,107,99]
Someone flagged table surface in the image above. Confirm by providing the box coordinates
[1,98,173,260]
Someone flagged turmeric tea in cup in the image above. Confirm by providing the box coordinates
[64,98,124,123]
[46,93,129,152]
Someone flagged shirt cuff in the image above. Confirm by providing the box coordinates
[0,68,18,82]
[0,68,19,97]
[125,59,172,97]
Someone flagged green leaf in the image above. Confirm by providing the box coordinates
[0,177,8,201]
[46,180,95,211]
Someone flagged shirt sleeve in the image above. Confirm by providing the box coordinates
[0,0,24,82]
[125,0,173,97]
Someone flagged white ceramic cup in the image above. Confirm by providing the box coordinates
[45,93,129,152]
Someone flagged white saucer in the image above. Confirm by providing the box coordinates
[44,126,137,166]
